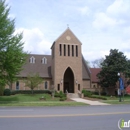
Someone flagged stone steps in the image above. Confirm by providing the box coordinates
[67,93,80,98]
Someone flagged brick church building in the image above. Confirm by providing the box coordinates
[11,28,99,93]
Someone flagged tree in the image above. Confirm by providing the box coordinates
[91,58,104,68]
[24,73,43,94]
[97,49,128,89]
[0,79,6,96]
[0,0,27,90]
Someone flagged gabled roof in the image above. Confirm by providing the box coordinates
[51,28,82,49]
[17,54,52,78]
[90,68,101,82]
[17,54,90,80]
[82,56,91,79]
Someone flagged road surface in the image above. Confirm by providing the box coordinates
[0,105,130,130]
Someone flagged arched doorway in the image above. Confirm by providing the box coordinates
[63,67,74,93]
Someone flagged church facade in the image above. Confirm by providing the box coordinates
[11,28,93,93]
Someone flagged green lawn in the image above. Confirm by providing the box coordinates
[99,95,130,104]
[0,94,87,106]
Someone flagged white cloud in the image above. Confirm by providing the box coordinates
[15,28,51,54]
[92,0,130,30]
[92,12,116,30]
[124,26,130,34]
[100,50,109,57]
[78,6,90,15]
[83,50,109,62]
[107,0,130,17]
[120,40,130,51]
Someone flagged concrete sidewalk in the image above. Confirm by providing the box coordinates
[70,98,110,105]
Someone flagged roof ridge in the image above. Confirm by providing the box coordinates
[29,54,51,56]
[51,28,82,49]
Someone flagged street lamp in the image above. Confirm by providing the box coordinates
[117,72,121,101]
[61,79,63,84]
[117,72,120,76]
[117,72,124,102]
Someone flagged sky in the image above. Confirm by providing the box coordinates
[7,0,130,63]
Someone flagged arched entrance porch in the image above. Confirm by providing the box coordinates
[63,67,74,93]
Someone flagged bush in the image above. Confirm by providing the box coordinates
[54,92,60,97]
[91,95,107,100]
[4,89,11,96]
[101,92,107,96]
[54,91,66,100]
[54,91,66,98]
[82,90,92,97]
[59,97,67,101]
[93,91,99,95]
[11,90,52,95]
[59,94,66,98]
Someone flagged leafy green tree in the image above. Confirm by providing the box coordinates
[97,49,129,89]
[125,60,130,79]
[0,0,27,90]
[24,73,43,94]
[0,79,6,96]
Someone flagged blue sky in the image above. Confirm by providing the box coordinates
[7,0,130,63]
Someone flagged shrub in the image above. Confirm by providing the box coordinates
[93,91,99,95]
[82,90,92,97]
[4,89,11,96]
[59,91,63,94]
[91,95,107,100]
[54,91,66,98]
[59,97,67,101]
[11,90,52,95]
[54,93,60,97]
[59,94,66,98]
[101,92,107,96]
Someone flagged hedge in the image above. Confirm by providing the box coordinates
[4,89,11,96]
[11,90,52,95]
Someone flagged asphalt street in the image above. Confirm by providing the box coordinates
[0,105,130,130]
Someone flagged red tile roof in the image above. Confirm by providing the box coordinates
[90,68,101,83]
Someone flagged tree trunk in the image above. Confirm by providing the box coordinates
[31,89,33,94]
[105,88,109,95]
[98,87,101,96]
[9,83,13,90]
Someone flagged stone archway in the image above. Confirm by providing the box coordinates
[63,67,74,93]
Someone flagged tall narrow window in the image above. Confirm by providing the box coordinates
[16,81,19,90]
[64,44,66,56]
[58,84,60,91]
[30,56,35,63]
[44,81,48,89]
[59,44,62,56]
[76,45,78,57]
[68,45,70,56]
[42,57,47,64]
[72,45,74,57]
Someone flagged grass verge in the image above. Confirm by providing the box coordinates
[100,95,130,104]
[0,101,86,106]
[0,94,87,106]
[102,100,130,104]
